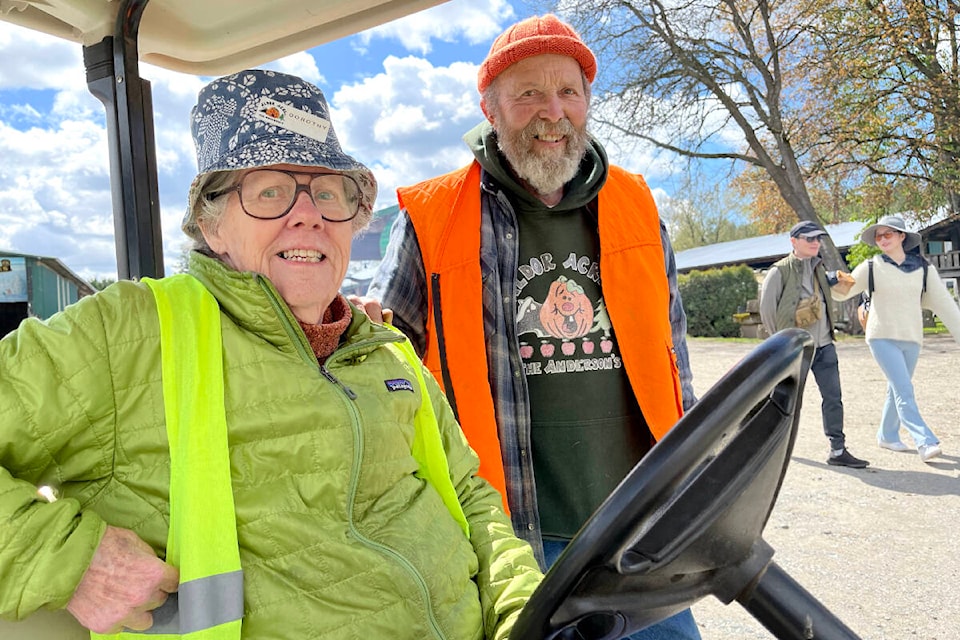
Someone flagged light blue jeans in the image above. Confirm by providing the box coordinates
[543,540,702,640]
[868,338,939,447]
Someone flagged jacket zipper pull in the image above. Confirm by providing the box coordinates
[320,364,357,399]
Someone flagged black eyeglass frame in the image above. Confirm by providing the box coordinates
[207,169,363,222]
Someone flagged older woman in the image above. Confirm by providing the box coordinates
[833,215,960,463]
[0,69,541,639]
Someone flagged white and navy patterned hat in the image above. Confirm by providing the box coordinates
[183,69,377,239]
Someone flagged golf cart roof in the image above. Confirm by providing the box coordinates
[0,0,448,75]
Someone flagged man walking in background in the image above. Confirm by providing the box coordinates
[760,220,869,469]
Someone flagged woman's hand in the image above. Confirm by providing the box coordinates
[67,526,179,634]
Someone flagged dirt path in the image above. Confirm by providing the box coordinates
[686,333,960,639]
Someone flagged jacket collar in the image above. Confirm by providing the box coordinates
[186,251,392,358]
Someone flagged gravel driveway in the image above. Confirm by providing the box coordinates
[686,333,960,639]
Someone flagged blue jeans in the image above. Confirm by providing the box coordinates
[810,343,846,451]
[868,338,939,447]
[542,540,701,640]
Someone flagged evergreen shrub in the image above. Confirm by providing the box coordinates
[679,265,758,337]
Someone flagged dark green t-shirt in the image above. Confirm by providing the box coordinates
[516,205,653,541]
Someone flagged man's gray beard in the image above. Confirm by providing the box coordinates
[496,118,589,196]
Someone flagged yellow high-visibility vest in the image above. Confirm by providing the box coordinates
[93,275,243,639]
[94,274,468,639]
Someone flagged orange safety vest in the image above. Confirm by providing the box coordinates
[398,162,684,505]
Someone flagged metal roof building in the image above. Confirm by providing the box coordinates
[675,222,867,273]
[0,250,95,337]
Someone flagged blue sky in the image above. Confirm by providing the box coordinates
[0,0,681,280]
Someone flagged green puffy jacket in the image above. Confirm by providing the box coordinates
[0,252,541,639]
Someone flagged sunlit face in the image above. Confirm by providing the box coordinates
[790,234,822,260]
[483,54,590,198]
[874,226,905,254]
[200,163,354,324]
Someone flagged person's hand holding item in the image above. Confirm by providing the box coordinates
[832,270,856,295]
[67,526,179,634]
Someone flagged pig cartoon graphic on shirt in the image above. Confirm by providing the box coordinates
[517,276,613,359]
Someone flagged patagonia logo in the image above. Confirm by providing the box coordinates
[385,378,415,393]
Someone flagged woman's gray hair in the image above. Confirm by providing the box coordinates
[187,170,236,255]
[187,169,372,255]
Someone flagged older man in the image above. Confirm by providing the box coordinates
[760,220,869,469]
[369,14,700,640]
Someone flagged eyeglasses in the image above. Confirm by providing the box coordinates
[209,169,362,222]
[875,230,901,241]
[798,235,822,243]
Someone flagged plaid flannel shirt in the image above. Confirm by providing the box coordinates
[368,170,695,568]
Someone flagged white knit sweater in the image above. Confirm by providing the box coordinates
[833,257,960,345]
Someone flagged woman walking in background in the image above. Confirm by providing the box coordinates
[834,215,960,463]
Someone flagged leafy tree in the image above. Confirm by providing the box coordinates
[88,277,116,291]
[659,174,756,250]
[730,161,925,232]
[170,245,192,275]
[844,241,881,270]
[812,0,960,218]
[557,0,849,270]
[730,165,799,234]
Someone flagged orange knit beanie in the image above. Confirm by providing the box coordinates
[477,14,597,93]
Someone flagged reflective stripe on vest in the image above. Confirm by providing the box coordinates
[92,275,243,639]
[385,327,469,538]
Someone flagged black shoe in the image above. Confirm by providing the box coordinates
[827,449,869,468]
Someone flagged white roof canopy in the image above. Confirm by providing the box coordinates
[0,0,449,75]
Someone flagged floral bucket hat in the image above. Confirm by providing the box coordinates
[182,69,377,240]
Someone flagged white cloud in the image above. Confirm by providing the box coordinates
[0,22,84,91]
[260,52,325,86]
[330,55,482,211]
[359,0,515,54]
[0,117,115,269]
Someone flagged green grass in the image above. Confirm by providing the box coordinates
[924,321,949,335]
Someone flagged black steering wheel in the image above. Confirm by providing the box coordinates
[510,329,862,640]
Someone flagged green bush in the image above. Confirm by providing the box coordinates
[679,265,758,337]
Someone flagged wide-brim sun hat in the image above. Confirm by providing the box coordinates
[860,215,921,251]
[182,69,377,241]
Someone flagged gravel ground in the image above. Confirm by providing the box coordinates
[685,333,960,640]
